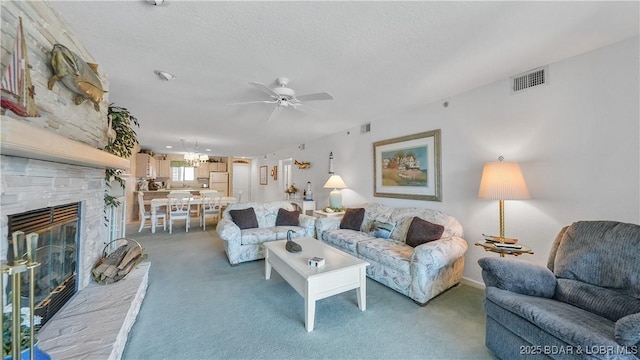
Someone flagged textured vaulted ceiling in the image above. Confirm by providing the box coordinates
[49,1,639,157]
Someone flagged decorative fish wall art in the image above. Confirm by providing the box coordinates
[48,44,106,112]
[295,160,310,169]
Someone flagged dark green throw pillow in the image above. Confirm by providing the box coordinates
[229,207,258,229]
[275,208,300,226]
[405,217,444,247]
[340,208,365,231]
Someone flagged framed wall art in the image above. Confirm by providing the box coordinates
[260,166,268,185]
[373,129,441,201]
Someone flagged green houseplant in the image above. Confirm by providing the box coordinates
[103,104,139,209]
[2,306,49,359]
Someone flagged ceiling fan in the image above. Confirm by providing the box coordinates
[227,77,333,121]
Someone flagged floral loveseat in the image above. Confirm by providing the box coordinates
[217,201,316,265]
[315,203,468,305]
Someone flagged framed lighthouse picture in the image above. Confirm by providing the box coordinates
[373,129,441,201]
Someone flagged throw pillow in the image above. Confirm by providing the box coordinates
[369,220,395,239]
[405,217,444,247]
[340,208,365,231]
[229,207,258,230]
[275,208,300,226]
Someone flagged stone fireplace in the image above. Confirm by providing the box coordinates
[1,3,144,358]
[0,1,126,297]
[0,121,126,295]
[0,120,144,359]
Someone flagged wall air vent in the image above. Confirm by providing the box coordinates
[361,122,371,134]
[511,66,547,93]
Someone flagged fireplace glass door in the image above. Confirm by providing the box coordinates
[6,202,79,325]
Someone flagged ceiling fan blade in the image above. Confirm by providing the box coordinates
[226,100,277,106]
[291,102,313,112]
[266,106,281,122]
[249,82,279,98]
[295,92,334,102]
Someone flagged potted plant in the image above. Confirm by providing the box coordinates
[285,184,299,199]
[2,306,50,360]
[103,104,139,209]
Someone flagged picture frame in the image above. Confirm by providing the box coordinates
[260,166,268,185]
[373,129,442,201]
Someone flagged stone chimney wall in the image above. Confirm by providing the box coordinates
[1,2,114,291]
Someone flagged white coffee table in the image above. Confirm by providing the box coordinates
[263,237,369,332]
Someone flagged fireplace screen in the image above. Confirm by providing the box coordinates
[6,202,79,326]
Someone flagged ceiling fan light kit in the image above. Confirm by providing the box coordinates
[227,77,334,121]
[146,0,166,6]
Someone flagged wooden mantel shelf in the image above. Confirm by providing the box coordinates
[0,116,130,170]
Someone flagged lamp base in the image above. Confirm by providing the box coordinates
[329,189,342,209]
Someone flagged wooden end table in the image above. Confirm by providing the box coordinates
[475,241,534,257]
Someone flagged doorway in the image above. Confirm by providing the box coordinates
[232,161,250,202]
[280,158,293,199]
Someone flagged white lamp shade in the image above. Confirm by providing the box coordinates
[323,175,347,189]
[478,161,530,200]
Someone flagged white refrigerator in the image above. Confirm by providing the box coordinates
[209,172,229,196]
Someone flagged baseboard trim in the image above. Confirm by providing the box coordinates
[461,276,485,289]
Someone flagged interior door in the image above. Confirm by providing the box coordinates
[232,162,250,202]
[280,158,293,199]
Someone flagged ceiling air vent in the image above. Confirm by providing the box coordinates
[361,122,371,134]
[511,66,547,93]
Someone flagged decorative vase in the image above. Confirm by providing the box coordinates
[3,342,51,360]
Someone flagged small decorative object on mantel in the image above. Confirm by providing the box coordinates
[48,43,106,112]
[285,230,302,253]
[1,17,40,118]
[294,160,310,169]
[106,114,116,144]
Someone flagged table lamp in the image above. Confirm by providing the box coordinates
[478,156,530,242]
[323,174,347,209]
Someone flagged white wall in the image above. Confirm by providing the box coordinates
[255,37,640,284]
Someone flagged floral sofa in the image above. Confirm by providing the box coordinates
[217,201,316,265]
[315,203,468,305]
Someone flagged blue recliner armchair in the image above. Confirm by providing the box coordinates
[479,221,640,360]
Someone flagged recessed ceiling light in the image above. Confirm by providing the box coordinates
[146,0,166,6]
[154,70,176,81]
[205,149,211,152]
[165,145,173,149]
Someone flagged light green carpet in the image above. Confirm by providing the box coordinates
[122,222,494,360]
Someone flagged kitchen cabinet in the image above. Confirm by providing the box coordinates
[156,160,170,178]
[196,163,212,178]
[211,162,227,172]
[196,160,227,178]
[136,153,156,178]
